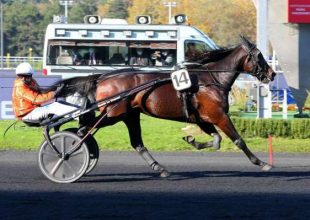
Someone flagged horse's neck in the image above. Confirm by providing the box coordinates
[206,46,247,88]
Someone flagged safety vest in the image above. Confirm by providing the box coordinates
[12,77,54,119]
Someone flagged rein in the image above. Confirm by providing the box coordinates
[199,83,231,92]
[187,68,239,93]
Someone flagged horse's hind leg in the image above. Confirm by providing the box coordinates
[183,122,222,150]
[197,122,222,150]
[214,114,272,171]
[123,110,170,178]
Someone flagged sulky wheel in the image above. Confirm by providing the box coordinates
[64,128,99,174]
[38,131,90,183]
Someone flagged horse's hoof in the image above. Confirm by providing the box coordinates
[212,145,220,150]
[160,170,171,178]
[262,163,273,171]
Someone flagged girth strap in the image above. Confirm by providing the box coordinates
[180,92,193,119]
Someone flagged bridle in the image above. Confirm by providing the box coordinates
[243,44,269,81]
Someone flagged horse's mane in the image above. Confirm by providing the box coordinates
[188,35,256,66]
[187,46,237,65]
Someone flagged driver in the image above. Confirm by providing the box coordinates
[12,62,79,122]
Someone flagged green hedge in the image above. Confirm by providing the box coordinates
[231,117,310,139]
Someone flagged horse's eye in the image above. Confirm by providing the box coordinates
[257,53,263,59]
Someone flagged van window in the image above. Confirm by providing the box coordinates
[47,40,177,67]
[184,40,212,61]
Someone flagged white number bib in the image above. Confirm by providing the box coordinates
[171,69,192,91]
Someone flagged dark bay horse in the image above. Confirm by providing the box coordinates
[55,36,276,177]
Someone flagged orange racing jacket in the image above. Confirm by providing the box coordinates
[12,77,55,119]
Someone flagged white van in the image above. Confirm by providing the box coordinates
[42,15,218,78]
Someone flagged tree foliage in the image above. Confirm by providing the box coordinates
[128,0,256,46]
[69,0,100,23]
[2,0,256,56]
[4,1,43,56]
[3,0,61,56]
[105,0,130,19]
[128,0,167,24]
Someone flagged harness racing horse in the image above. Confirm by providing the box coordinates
[55,36,276,177]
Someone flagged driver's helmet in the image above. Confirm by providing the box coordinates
[16,62,34,76]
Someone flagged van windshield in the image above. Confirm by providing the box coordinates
[47,40,177,67]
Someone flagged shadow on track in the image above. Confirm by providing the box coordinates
[81,170,310,183]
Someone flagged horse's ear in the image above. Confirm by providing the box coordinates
[239,35,255,49]
[240,35,249,46]
[239,35,245,43]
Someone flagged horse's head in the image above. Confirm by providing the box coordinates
[240,36,276,83]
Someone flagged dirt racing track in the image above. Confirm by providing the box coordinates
[0,151,309,219]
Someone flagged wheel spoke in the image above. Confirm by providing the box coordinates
[50,159,63,175]
[61,136,65,154]
[41,150,59,159]
[64,161,77,178]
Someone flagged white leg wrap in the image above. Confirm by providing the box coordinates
[136,146,157,167]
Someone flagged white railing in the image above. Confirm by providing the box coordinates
[0,56,43,69]
[271,89,288,119]
[268,50,283,74]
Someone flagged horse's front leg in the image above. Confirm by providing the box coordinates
[123,110,170,178]
[211,114,272,171]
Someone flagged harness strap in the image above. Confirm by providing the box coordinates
[200,83,231,93]
[180,92,191,119]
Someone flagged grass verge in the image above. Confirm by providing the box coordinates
[0,115,309,152]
